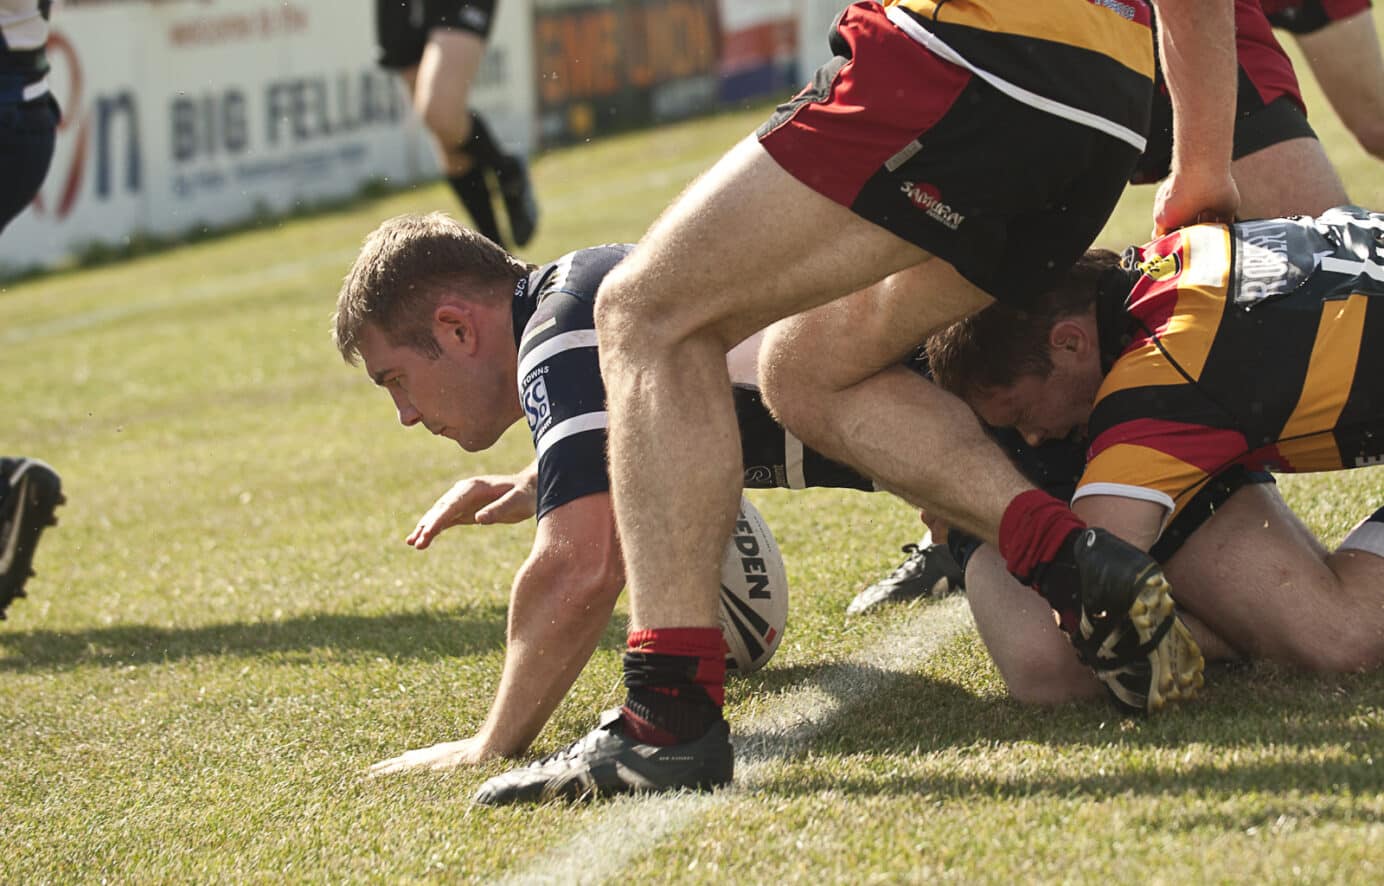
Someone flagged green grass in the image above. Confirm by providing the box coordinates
[5,33,1384,880]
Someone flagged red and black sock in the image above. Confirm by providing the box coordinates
[997,490,1087,633]
[620,627,726,746]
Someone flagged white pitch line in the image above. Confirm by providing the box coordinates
[498,596,975,886]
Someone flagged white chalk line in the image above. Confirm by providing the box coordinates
[498,596,975,886]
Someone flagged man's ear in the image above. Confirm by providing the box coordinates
[1049,317,1090,358]
[435,302,478,354]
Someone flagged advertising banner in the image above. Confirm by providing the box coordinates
[532,0,719,145]
[2,0,536,271]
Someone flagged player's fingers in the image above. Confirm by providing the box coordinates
[477,489,519,524]
[367,757,404,777]
[412,525,437,549]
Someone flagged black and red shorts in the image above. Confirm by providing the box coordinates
[1132,0,1315,184]
[756,2,1150,309]
[375,0,497,70]
[1260,0,1372,34]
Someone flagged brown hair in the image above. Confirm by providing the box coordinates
[333,212,532,364]
[926,248,1122,399]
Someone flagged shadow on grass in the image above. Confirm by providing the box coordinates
[750,757,1384,809]
[724,653,1384,795]
[0,603,627,672]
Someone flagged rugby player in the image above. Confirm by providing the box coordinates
[2,2,65,618]
[926,206,1384,702]
[851,0,1353,616]
[374,1,538,248]
[1262,0,1384,160]
[332,213,872,775]
[484,0,1236,805]
[2,0,58,234]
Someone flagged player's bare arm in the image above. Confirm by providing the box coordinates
[406,460,539,550]
[1150,0,1241,233]
[372,492,624,775]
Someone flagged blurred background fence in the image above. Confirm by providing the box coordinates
[3,0,848,271]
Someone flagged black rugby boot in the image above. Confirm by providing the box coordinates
[847,540,963,616]
[474,709,733,806]
[1068,528,1204,713]
[0,458,64,619]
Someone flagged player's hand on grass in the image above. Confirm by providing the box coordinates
[1152,168,1240,237]
[406,471,539,549]
[367,736,495,776]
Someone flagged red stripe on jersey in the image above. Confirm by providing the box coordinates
[1089,418,1250,474]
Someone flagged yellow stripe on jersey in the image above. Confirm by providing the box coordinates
[1095,340,1189,398]
[1279,293,1370,450]
[888,0,1154,77]
[1156,225,1233,382]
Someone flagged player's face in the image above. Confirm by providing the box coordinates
[969,361,1100,446]
[357,323,504,452]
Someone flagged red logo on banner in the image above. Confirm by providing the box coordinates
[30,30,89,221]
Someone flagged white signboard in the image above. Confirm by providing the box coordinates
[2,0,536,271]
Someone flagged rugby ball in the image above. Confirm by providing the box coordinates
[719,497,789,674]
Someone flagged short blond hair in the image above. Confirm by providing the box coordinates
[333,212,531,364]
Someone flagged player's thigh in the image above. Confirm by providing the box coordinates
[1232,136,1348,217]
[1297,11,1384,149]
[600,136,931,350]
[760,258,991,396]
[1162,482,1336,660]
[414,28,486,129]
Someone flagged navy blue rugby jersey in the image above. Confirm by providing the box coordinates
[511,246,874,520]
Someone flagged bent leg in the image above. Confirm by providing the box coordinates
[1161,484,1384,671]
[1295,11,1384,161]
[414,29,487,174]
[966,543,1238,705]
[596,137,929,628]
[758,266,1023,542]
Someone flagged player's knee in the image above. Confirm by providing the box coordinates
[1287,623,1384,673]
[991,641,1100,706]
[594,262,683,354]
[1354,119,1384,162]
[418,99,472,148]
[757,328,823,433]
[1003,661,1095,706]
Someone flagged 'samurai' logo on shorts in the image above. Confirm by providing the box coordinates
[900,181,965,230]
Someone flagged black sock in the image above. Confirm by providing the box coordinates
[621,648,725,745]
[463,111,506,169]
[446,168,502,245]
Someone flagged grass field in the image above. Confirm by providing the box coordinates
[6,30,1384,881]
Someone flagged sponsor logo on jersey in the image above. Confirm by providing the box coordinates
[522,367,552,434]
[900,181,965,230]
[1232,219,1319,306]
[1138,251,1181,281]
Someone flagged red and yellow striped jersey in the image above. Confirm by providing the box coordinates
[1076,206,1384,520]
[883,0,1155,149]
